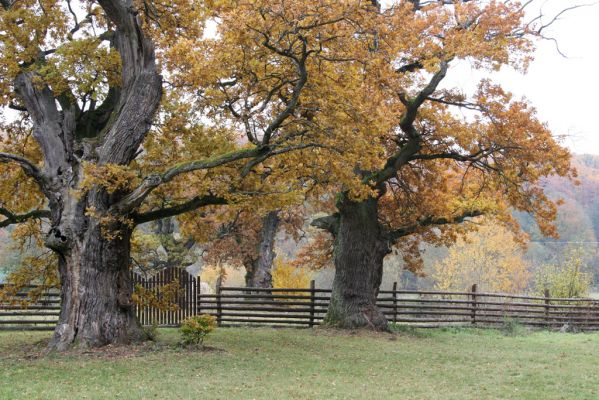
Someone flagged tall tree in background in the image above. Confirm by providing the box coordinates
[202,208,304,289]
[0,0,381,349]
[311,1,574,330]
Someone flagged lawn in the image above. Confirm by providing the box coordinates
[1,327,598,400]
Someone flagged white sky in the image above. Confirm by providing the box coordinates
[428,0,599,155]
[469,1,599,155]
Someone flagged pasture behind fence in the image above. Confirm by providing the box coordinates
[2,269,599,331]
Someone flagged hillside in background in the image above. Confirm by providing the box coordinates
[517,154,599,275]
[384,154,599,290]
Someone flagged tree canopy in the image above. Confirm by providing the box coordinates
[0,0,577,345]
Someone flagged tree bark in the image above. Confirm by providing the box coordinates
[7,0,163,350]
[324,195,390,330]
[51,217,144,351]
[244,211,280,289]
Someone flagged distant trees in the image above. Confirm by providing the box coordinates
[432,224,530,294]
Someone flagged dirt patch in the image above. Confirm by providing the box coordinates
[24,341,229,360]
[7,340,157,361]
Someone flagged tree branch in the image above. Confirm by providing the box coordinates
[0,152,44,184]
[96,0,162,165]
[132,195,227,225]
[366,61,449,186]
[13,72,68,174]
[311,213,340,236]
[0,207,51,228]
[258,35,309,146]
[113,141,326,214]
[401,61,449,131]
[387,210,483,241]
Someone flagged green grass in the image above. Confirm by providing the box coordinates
[1,327,599,399]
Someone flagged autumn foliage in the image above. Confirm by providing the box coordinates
[0,0,579,343]
[432,223,530,294]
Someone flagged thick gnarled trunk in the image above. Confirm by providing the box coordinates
[51,222,144,350]
[324,196,389,330]
[244,211,280,289]
[7,0,163,350]
[47,189,146,351]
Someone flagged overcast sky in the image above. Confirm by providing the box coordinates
[439,0,599,155]
[380,0,599,154]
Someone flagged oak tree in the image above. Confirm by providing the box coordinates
[310,0,575,329]
[0,0,392,348]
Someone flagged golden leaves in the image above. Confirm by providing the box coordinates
[79,162,140,195]
[432,222,530,294]
[37,37,121,101]
[0,0,577,288]
[132,281,181,312]
[272,258,312,291]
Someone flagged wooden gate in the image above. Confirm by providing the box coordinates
[132,267,200,327]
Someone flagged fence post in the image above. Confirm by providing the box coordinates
[471,284,477,325]
[216,281,222,327]
[392,282,398,324]
[196,276,201,316]
[309,280,316,328]
[544,289,550,328]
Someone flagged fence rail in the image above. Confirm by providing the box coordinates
[3,274,599,331]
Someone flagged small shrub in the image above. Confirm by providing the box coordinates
[531,247,592,300]
[180,314,217,346]
[501,317,527,336]
[143,323,160,341]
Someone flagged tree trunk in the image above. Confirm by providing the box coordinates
[49,204,145,351]
[8,0,162,351]
[244,211,280,289]
[324,195,390,330]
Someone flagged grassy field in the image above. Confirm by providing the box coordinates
[1,327,598,400]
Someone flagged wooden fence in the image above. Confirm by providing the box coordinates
[3,277,599,331]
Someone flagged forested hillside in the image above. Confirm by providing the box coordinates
[519,154,599,274]
[380,154,599,290]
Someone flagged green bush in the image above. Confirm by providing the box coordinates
[180,314,217,346]
[143,322,160,342]
[531,247,592,300]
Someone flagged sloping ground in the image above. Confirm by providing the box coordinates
[1,327,598,400]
